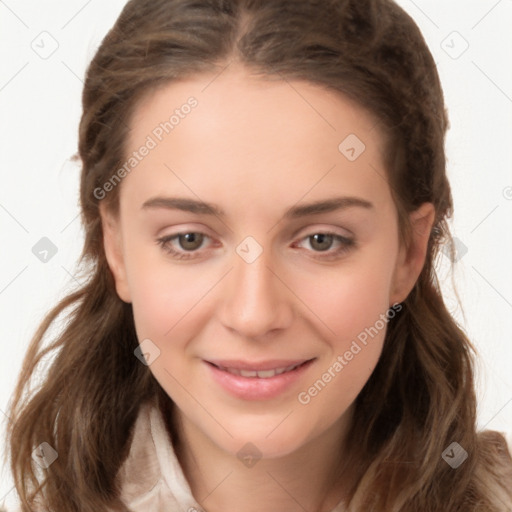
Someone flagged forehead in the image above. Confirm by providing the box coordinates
[122,66,390,213]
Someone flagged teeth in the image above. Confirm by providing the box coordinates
[240,369,258,377]
[219,362,304,378]
[255,369,277,378]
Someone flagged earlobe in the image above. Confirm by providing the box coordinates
[99,204,132,303]
[390,202,435,304]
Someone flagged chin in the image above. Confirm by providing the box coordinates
[212,415,320,461]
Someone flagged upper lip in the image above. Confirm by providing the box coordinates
[205,359,314,371]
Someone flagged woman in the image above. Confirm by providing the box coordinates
[5,0,512,510]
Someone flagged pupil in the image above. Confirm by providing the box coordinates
[311,233,333,251]
[180,233,203,250]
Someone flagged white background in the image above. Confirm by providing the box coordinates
[1,0,511,506]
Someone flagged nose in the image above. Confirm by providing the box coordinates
[217,247,294,340]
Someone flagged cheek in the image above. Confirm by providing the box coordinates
[125,255,216,400]
[290,252,396,412]
[123,240,217,342]
[291,253,396,345]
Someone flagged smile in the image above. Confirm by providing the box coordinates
[209,361,308,379]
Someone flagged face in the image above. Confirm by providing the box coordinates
[101,66,433,460]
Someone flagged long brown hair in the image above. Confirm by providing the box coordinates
[6,0,512,510]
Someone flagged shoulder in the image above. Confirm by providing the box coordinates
[474,430,512,510]
[477,429,512,470]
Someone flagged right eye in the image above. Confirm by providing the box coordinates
[156,232,213,260]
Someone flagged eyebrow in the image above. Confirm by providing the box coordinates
[141,195,374,218]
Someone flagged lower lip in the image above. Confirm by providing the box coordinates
[204,359,315,401]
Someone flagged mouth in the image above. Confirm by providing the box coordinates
[205,360,312,379]
[203,358,316,400]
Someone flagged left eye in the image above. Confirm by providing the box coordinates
[295,233,354,254]
[304,233,335,251]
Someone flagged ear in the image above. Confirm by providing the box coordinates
[390,202,435,304]
[99,203,132,303]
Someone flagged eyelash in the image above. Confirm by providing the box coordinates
[156,231,356,261]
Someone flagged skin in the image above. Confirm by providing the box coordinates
[101,65,434,512]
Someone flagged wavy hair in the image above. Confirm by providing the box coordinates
[6,0,512,510]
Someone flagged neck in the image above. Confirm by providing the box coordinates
[171,408,354,512]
